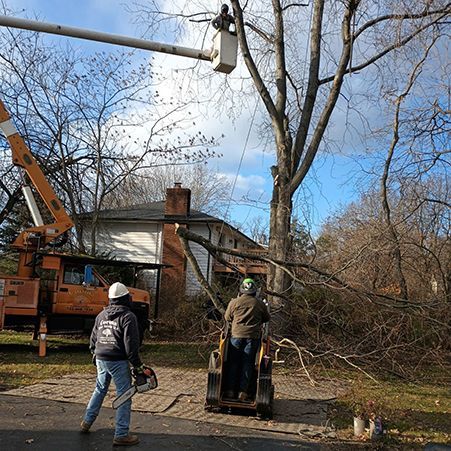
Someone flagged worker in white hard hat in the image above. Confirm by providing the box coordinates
[81,282,146,447]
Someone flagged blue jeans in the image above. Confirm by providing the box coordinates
[84,359,132,438]
[225,337,260,394]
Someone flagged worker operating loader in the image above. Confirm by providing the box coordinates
[223,278,270,401]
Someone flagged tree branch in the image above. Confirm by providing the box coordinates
[353,4,451,41]
[175,224,423,308]
[282,3,309,11]
[273,338,316,385]
[291,0,324,174]
[273,0,288,117]
[319,10,449,85]
[231,1,280,125]
[244,21,273,43]
[290,0,359,193]
[175,223,225,314]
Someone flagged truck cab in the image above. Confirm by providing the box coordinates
[0,252,163,350]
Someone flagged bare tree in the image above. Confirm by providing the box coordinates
[132,1,450,312]
[0,21,220,253]
[316,176,450,303]
[229,0,450,307]
[379,38,440,299]
[247,215,269,246]
[104,163,232,218]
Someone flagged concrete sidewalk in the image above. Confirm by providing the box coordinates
[0,394,341,450]
[0,366,355,450]
[3,367,344,437]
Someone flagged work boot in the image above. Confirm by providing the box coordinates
[80,420,92,433]
[113,434,140,446]
[238,391,249,402]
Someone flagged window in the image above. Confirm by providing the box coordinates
[63,265,101,286]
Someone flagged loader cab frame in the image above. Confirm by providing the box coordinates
[205,321,274,419]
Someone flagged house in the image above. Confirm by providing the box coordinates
[81,183,266,312]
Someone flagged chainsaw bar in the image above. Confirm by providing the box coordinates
[112,372,158,409]
[112,385,137,409]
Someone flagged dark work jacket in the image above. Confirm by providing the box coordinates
[211,13,235,31]
[90,302,142,367]
[224,294,270,338]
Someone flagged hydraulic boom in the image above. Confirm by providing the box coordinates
[0,100,74,276]
[0,15,237,74]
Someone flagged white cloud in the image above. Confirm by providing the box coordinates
[220,172,266,192]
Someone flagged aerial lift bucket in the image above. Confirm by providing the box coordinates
[211,30,238,74]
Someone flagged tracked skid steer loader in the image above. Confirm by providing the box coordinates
[205,321,274,419]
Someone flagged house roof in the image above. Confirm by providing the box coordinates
[81,201,260,247]
[85,201,221,223]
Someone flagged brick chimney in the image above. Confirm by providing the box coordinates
[160,183,191,313]
[165,182,191,217]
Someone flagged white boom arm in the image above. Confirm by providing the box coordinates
[0,15,237,74]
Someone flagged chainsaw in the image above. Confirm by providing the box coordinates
[112,366,158,409]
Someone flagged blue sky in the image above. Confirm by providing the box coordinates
[2,0,367,235]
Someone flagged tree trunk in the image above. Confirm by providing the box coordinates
[268,162,293,330]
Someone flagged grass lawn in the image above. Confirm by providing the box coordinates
[0,330,214,390]
[328,368,451,446]
[1,330,449,446]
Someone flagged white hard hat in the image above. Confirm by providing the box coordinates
[108,282,129,299]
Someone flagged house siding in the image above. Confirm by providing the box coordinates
[85,221,162,291]
[95,221,162,263]
[185,223,213,295]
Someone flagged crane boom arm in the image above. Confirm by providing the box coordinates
[0,15,211,62]
[0,99,74,249]
[0,15,237,74]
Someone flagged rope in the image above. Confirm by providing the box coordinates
[219,98,259,239]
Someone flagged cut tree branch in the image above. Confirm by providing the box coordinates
[175,224,424,308]
[175,223,225,313]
